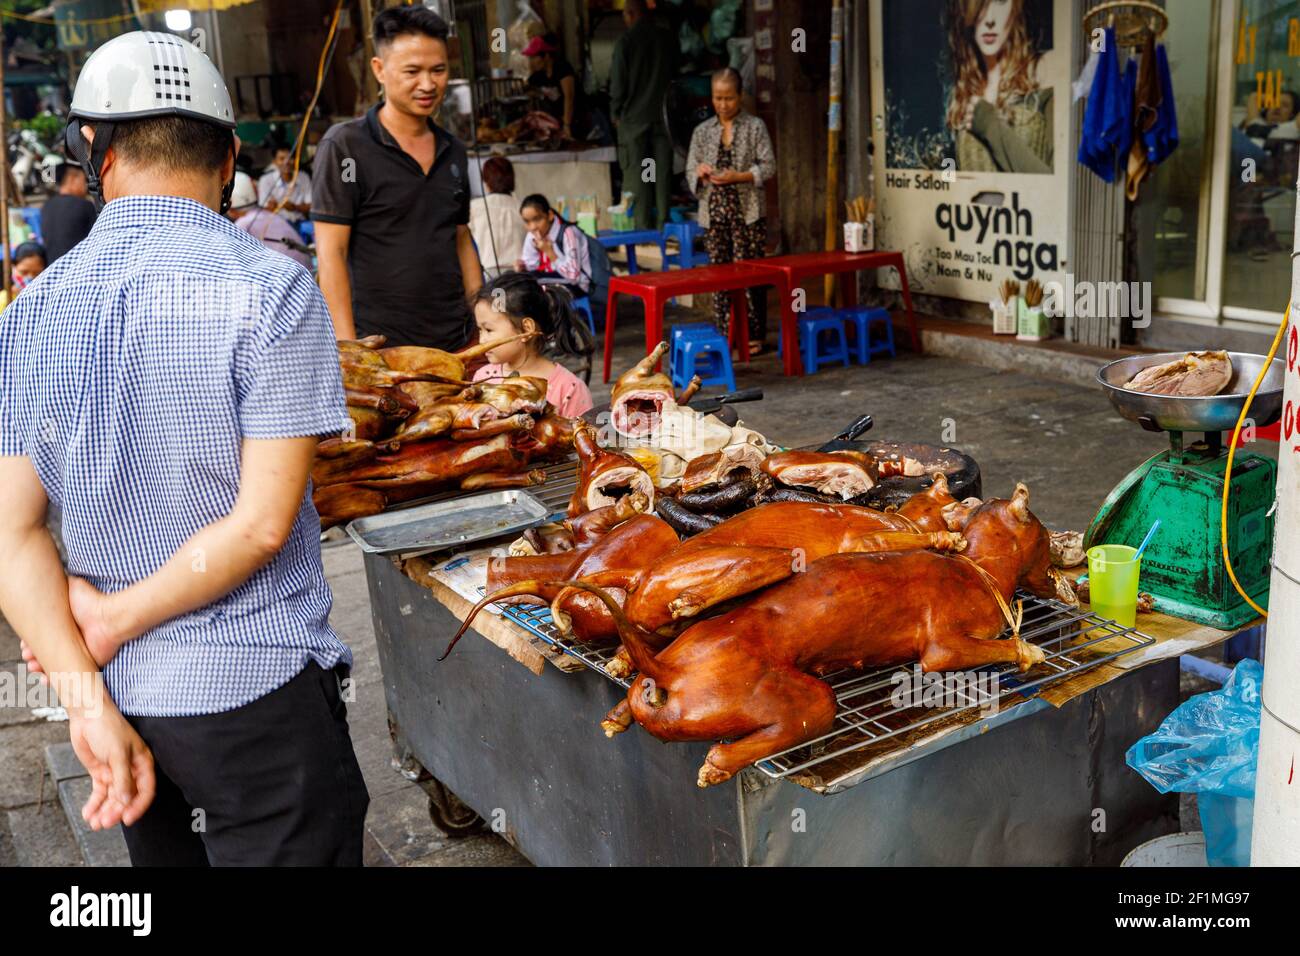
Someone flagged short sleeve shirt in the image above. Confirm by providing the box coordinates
[527,60,577,122]
[0,195,352,717]
[312,104,474,350]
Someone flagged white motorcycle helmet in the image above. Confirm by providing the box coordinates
[65,31,237,211]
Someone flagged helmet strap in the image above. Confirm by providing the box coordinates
[218,132,238,215]
[65,120,115,212]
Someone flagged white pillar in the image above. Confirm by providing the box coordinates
[1251,187,1300,865]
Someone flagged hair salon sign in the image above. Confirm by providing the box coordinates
[869,0,1071,302]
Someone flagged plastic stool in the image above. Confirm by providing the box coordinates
[573,296,596,335]
[842,307,896,364]
[671,332,736,392]
[670,324,722,383]
[796,313,851,374]
[662,221,708,270]
[670,322,715,350]
[778,307,836,359]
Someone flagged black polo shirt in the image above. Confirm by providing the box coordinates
[312,104,473,350]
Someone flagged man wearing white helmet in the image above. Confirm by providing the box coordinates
[0,32,368,865]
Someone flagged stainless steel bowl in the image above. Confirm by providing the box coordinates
[1096,351,1285,433]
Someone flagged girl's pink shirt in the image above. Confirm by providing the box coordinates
[473,361,594,418]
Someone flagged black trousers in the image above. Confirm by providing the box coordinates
[122,662,370,866]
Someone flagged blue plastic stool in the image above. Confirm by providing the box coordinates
[795,312,851,374]
[671,331,736,392]
[662,221,708,270]
[778,306,835,359]
[573,296,596,335]
[670,324,722,384]
[670,322,715,349]
[843,306,896,364]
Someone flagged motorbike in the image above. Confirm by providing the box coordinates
[7,128,62,199]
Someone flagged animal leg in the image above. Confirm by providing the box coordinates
[851,530,966,554]
[605,646,633,679]
[697,671,837,787]
[635,546,798,624]
[919,633,1045,673]
[601,699,633,737]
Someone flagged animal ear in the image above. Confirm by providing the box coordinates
[1010,482,1031,524]
[941,500,968,531]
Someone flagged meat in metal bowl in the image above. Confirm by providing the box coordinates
[1096,351,1285,433]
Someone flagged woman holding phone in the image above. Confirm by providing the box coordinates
[686,67,776,355]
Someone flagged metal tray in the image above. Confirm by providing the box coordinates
[345,490,549,557]
[1097,351,1284,433]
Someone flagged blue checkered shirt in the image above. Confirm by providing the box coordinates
[0,196,352,717]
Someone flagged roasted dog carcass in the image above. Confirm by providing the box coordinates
[313,336,576,528]
[439,507,681,661]
[608,343,776,485]
[446,484,967,663]
[568,421,656,515]
[580,483,1075,786]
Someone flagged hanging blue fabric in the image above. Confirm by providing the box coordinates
[1118,57,1137,166]
[1078,27,1129,182]
[1144,44,1180,165]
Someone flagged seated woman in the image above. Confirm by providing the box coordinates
[10,241,47,295]
[471,272,594,418]
[516,194,592,300]
[523,33,591,142]
[469,156,527,278]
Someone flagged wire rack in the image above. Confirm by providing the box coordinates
[494,589,1154,781]
[499,600,633,688]
[752,593,1154,782]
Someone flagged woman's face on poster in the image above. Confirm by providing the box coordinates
[974,0,1014,60]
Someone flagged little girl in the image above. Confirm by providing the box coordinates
[472,272,594,418]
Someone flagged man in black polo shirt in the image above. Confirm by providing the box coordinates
[40,162,97,263]
[313,7,481,349]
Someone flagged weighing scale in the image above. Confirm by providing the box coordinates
[1086,352,1285,630]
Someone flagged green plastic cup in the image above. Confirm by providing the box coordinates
[1087,544,1141,628]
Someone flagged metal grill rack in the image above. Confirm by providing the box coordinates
[494,589,1154,780]
[753,593,1154,781]
[500,600,632,688]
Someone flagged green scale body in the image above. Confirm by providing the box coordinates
[1084,432,1275,630]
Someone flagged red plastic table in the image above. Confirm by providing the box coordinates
[747,250,922,376]
[602,262,773,382]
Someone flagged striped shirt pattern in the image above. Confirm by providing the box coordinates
[0,195,352,716]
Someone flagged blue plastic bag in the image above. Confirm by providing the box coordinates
[1126,659,1261,866]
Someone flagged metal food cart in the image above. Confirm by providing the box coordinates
[356,466,1234,865]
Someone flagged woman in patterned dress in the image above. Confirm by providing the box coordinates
[686,68,777,355]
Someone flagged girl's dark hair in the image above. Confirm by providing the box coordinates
[481,156,515,194]
[712,67,744,94]
[520,193,553,217]
[475,272,593,363]
[13,241,46,265]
